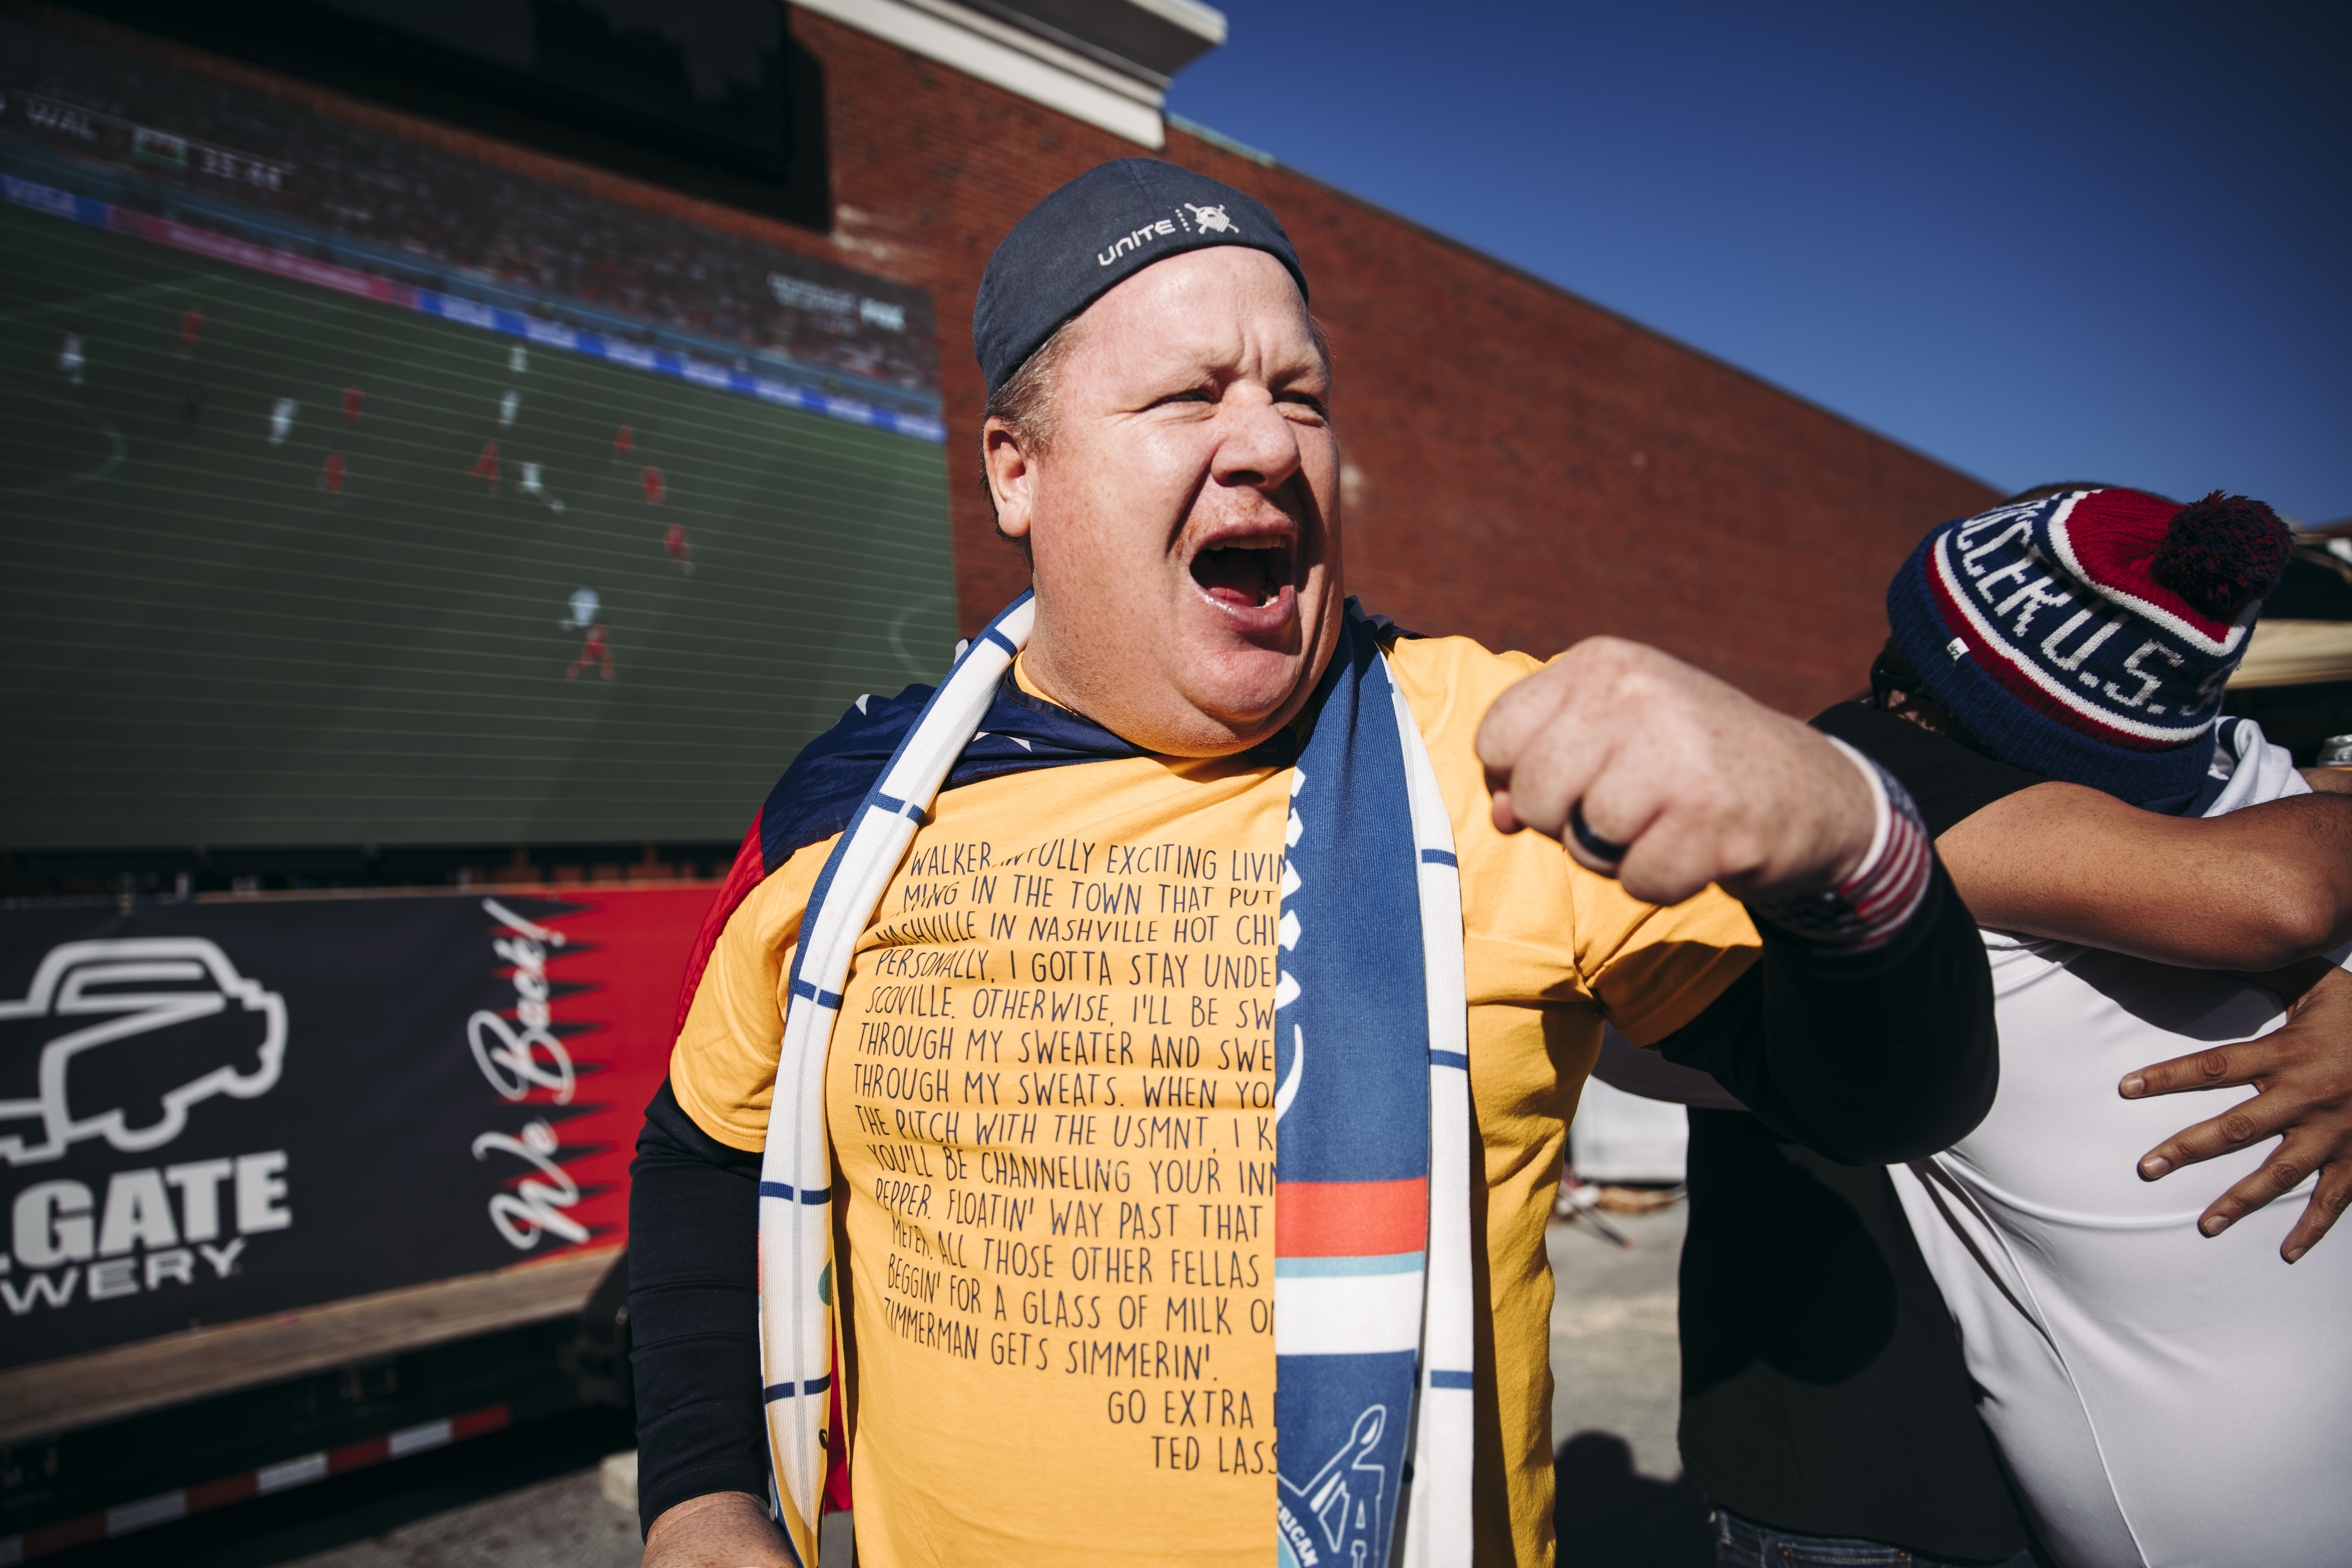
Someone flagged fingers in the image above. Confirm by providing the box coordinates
[2123,986,2352,1261]
[1474,656,1579,825]
[2136,1090,2289,1180]
[1505,735,1622,862]
[2281,1162,2352,1262]
[1607,795,1739,907]
[1473,636,1876,904]
[1493,694,1685,892]
[2119,1041,2267,1100]
[1489,788,1521,836]
[2183,1130,2332,1241]
[1475,637,1729,868]
[1476,658,1613,847]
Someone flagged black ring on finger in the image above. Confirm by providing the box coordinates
[1569,801,1629,865]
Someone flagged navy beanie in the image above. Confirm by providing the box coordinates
[1886,488,2291,808]
[973,159,1308,397]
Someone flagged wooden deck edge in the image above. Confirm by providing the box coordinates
[0,1244,621,1444]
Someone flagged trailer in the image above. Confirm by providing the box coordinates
[0,884,706,1560]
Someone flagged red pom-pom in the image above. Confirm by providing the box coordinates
[2150,491,2291,619]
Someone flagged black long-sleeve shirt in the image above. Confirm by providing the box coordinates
[1676,700,2045,1559]
[629,1080,770,1536]
[1659,855,1996,1166]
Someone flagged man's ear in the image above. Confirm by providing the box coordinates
[984,419,1037,540]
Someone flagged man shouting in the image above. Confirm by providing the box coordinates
[629,160,1996,1568]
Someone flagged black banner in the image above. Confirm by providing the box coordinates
[0,888,699,1370]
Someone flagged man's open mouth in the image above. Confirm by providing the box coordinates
[1189,536,1297,611]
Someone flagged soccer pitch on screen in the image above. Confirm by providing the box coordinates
[0,202,960,852]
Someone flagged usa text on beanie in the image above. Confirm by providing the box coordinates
[972,159,1308,397]
[1886,487,2292,808]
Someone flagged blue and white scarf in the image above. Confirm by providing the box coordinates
[756,594,1474,1567]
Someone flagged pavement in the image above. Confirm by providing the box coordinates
[274,1468,855,1568]
[281,1469,641,1568]
[53,1201,1700,1568]
[1547,1199,1714,1568]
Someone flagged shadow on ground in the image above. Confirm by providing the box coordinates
[1555,1429,1713,1568]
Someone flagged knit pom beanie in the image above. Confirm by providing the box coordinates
[1886,488,2292,807]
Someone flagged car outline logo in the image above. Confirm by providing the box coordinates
[0,938,287,1166]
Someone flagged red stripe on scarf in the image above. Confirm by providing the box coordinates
[1277,1178,1429,1257]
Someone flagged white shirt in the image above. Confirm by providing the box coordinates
[1890,720,2350,1568]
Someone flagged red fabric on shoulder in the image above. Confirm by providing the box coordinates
[672,816,771,1039]
[824,1334,853,1513]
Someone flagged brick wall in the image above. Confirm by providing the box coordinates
[792,9,1998,714]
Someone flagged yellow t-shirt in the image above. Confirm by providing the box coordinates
[671,634,1759,1567]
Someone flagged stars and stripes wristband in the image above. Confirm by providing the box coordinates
[1751,738,1933,952]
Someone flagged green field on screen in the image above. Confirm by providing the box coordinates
[0,202,959,850]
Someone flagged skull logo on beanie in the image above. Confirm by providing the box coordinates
[1886,488,2292,808]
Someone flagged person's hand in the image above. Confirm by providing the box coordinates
[2121,960,2352,1262]
[641,1490,797,1567]
[1475,636,1876,906]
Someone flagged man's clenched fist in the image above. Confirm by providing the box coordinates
[1475,636,1877,907]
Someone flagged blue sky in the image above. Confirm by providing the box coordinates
[1164,1,2350,523]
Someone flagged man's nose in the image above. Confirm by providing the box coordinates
[1210,388,1302,491]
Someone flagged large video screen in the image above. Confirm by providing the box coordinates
[0,12,959,853]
